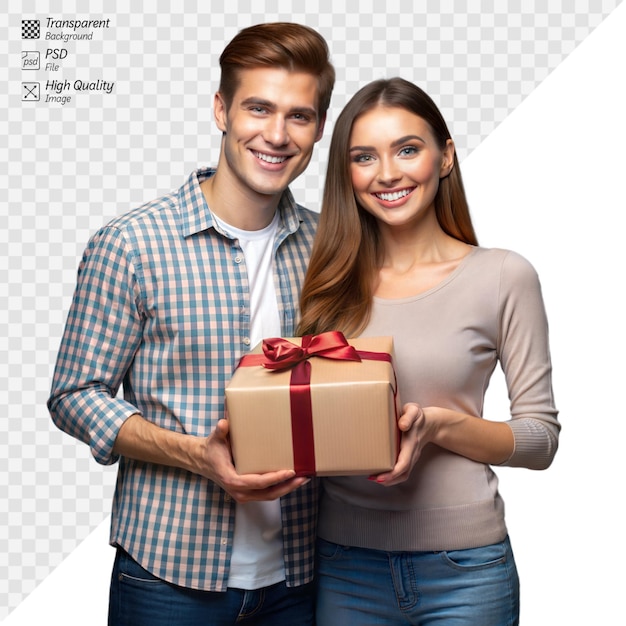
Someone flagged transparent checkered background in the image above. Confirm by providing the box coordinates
[1,0,621,618]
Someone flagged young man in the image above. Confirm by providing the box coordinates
[48,23,335,625]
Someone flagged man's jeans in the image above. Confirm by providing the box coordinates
[108,549,314,626]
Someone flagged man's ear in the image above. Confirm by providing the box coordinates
[214,92,228,133]
[315,114,327,142]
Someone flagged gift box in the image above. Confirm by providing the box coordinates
[225,332,400,476]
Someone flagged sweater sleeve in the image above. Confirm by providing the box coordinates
[496,251,560,469]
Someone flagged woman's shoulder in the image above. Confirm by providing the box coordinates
[470,247,542,297]
[473,246,538,273]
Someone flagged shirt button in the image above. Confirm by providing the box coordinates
[243,337,251,346]
[224,494,232,502]
[234,256,242,263]
[221,539,228,545]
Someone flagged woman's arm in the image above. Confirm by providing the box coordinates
[424,407,514,465]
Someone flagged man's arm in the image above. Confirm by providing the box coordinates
[50,225,306,501]
[113,414,310,502]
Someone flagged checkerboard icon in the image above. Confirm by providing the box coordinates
[22,19,40,39]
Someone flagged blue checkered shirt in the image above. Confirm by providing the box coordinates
[48,168,319,590]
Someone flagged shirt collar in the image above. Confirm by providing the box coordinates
[177,167,302,238]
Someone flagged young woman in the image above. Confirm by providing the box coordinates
[298,78,560,625]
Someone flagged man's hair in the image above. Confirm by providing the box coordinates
[219,22,335,117]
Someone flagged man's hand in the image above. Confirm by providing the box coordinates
[199,419,310,503]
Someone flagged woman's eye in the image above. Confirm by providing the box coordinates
[399,146,418,156]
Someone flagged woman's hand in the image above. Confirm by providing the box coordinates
[369,402,433,486]
[368,405,516,486]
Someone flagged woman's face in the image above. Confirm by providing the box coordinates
[348,105,454,230]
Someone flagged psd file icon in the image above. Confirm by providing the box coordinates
[22,82,40,101]
[22,51,40,70]
[22,19,40,39]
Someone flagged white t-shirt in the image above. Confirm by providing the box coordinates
[212,212,284,589]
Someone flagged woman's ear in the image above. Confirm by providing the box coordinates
[440,138,455,178]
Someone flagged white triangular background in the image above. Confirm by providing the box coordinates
[4,3,625,624]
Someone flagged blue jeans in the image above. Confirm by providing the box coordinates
[316,536,519,625]
[108,549,315,626]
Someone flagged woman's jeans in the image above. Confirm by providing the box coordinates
[316,536,520,625]
[108,549,315,626]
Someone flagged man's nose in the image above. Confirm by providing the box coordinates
[263,116,289,147]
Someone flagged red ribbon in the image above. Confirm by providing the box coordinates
[239,331,363,370]
[237,331,393,475]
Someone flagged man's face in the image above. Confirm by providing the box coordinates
[214,67,325,203]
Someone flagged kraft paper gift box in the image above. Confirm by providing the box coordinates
[225,332,400,476]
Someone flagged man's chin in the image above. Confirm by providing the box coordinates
[249,175,295,198]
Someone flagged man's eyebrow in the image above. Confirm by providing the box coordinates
[241,97,275,110]
[290,106,318,118]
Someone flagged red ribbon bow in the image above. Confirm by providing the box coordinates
[261,331,362,370]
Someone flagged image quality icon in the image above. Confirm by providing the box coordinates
[22,82,40,101]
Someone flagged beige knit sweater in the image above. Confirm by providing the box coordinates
[318,247,560,551]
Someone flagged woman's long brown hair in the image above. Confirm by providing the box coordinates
[297,78,478,338]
